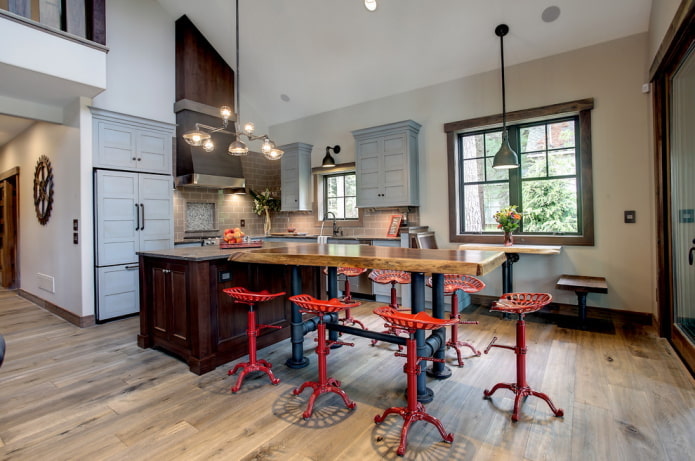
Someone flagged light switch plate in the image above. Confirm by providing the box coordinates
[624,210,636,223]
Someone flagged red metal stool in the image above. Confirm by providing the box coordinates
[483,293,564,422]
[323,267,368,330]
[373,306,457,456]
[427,274,485,367]
[222,287,285,393]
[369,269,411,348]
[288,294,358,419]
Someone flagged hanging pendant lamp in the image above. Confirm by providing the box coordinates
[492,24,519,170]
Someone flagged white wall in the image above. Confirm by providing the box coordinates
[0,0,177,320]
[270,33,656,315]
[0,119,84,315]
[92,0,176,125]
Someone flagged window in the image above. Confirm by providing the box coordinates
[324,172,358,220]
[445,99,594,245]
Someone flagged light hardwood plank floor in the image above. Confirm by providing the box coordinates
[0,290,693,460]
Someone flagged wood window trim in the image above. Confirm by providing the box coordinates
[446,98,595,246]
[311,163,363,228]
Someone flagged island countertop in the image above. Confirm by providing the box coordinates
[137,241,297,261]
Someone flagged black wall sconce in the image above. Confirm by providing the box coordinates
[322,145,341,167]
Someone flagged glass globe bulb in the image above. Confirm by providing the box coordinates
[243,122,255,135]
[228,138,249,155]
[264,147,284,160]
[261,138,273,154]
[219,106,232,120]
[202,139,215,152]
[183,129,210,147]
[365,0,377,12]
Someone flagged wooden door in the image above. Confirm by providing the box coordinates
[653,4,695,373]
[668,43,695,368]
[0,179,17,288]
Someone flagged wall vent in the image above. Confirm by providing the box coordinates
[37,273,55,293]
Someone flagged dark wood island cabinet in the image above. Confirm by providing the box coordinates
[137,244,321,374]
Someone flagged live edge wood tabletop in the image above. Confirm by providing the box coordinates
[228,242,507,276]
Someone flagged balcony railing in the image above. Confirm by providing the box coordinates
[1,0,105,45]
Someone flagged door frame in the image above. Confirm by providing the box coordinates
[652,1,695,373]
[0,167,19,289]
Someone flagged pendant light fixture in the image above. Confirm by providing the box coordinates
[321,145,341,168]
[182,0,283,160]
[492,24,519,170]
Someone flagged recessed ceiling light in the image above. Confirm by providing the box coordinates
[280,94,290,102]
[364,0,377,12]
[541,5,561,23]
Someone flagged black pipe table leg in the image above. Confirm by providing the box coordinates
[326,266,340,343]
[286,265,310,369]
[427,273,451,379]
[501,253,520,319]
[410,272,434,403]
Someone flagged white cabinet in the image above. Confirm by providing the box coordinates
[352,120,421,208]
[94,169,173,321]
[96,264,140,320]
[95,170,174,267]
[280,142,312,212]
[91,108,175,175]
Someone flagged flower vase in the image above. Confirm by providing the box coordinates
[263,208,272,235]
[503,231,514,247]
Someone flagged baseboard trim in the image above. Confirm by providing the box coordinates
[471,294,653,325]
[18,289,95,328]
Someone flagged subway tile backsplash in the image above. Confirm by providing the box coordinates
[172,154,419,241]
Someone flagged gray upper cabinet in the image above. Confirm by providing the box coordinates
[91,108,175,175]
[280,142,313,212]
[352,120,421,208]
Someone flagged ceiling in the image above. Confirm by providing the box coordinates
[156,0,652,127]
[0,0,653,146]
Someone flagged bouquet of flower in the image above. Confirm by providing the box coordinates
[494,205,522,233]
[249,188,281,215]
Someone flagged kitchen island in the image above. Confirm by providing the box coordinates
[137,242,322,375]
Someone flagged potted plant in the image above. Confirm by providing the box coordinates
[249,188,281,235]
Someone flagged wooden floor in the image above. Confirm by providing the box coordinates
[0,289,693,460]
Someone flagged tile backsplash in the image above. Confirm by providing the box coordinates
[173,153,419,241]
[185,202,216,231]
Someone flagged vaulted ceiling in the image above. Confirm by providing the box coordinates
[0,0,654,146]
[156,0,653,127]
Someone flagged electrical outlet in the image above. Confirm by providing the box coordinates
[240,219,245,227]
[624,210,636,223]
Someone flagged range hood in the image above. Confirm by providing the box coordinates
[174,108,246,190]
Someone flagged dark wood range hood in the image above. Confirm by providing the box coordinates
[174,15,245,190]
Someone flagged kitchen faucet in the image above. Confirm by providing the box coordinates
[324,212,341,237]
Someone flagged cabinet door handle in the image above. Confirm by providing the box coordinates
[135,204,140,231]
[125,265,139,270]
[140,203,145,231]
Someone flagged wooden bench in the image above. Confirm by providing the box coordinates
[556,275,608,325]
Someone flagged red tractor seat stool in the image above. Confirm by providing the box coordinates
[483,293,564,422]
[372,306,457,456]
[427,274,485,367]
[323,266,368,330]
[369,270,411,348]
[288,294,359,419]
[222,287,285,393]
